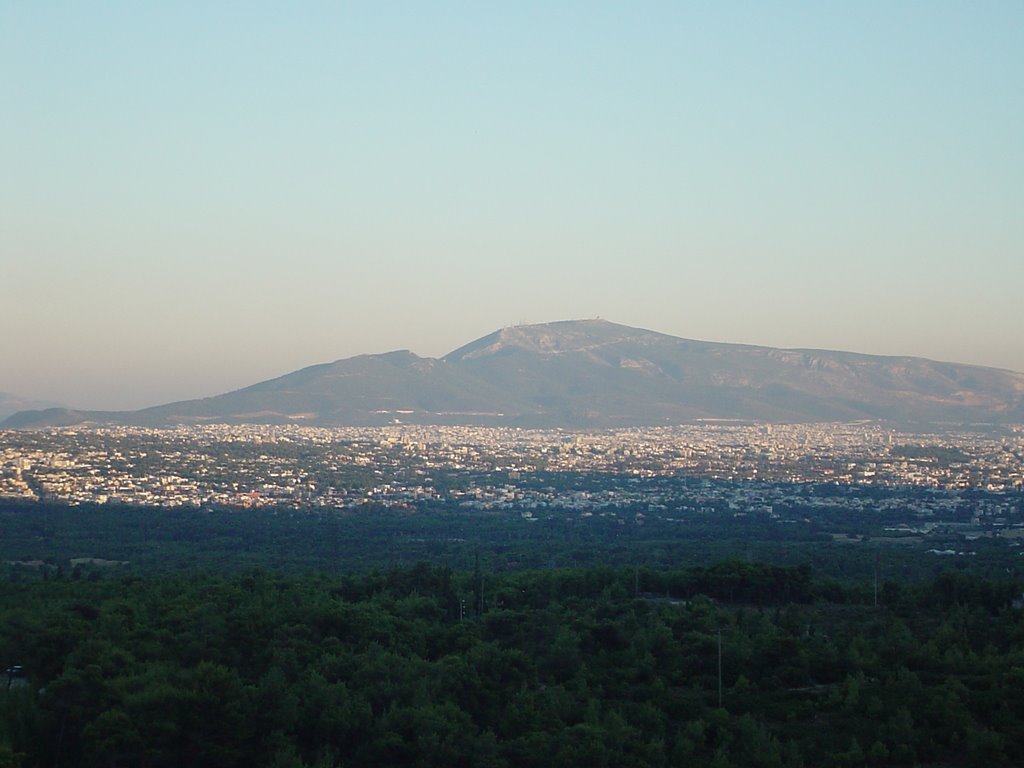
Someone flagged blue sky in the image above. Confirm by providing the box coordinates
[2,2,1022,409]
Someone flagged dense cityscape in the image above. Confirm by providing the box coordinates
[3,423,1021,508]
[2,423,1022,557]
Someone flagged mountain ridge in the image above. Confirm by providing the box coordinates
[0,392,64,421]
[4,320,1023,428]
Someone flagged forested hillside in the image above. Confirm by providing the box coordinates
[2,563,1023,767]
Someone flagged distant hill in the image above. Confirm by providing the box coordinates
[5,320,1024,428]
[0,392,62,421]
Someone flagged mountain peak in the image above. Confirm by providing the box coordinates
[444,319,665,362]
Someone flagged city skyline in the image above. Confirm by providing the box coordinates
[3,3,1022,410]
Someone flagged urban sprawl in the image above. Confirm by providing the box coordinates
[1,422,1021,509]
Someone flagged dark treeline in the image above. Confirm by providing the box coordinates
[3,499,1018,584]
[3,562,1024,767]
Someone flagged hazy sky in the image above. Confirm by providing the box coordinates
[3,2,1022,410]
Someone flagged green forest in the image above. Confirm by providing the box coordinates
[3,557,1024,767]
[4,497,1019,584]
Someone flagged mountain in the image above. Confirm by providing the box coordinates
[442,320,1024,425]
[0,392,62,421]
[4,320,1024,428]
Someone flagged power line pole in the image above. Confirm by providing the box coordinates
[874,552,879,609]
[717,626,723,709]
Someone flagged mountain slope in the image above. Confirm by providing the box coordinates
[446,320,1024,424]
[0,392,63,421]
[4,320,1023,427]
[126,350,526,426]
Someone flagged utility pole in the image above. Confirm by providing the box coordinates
[873,552,879,609]
[717,626,723,709]
[473,551,483,616]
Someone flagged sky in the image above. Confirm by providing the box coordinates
[2,2,1022,410]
